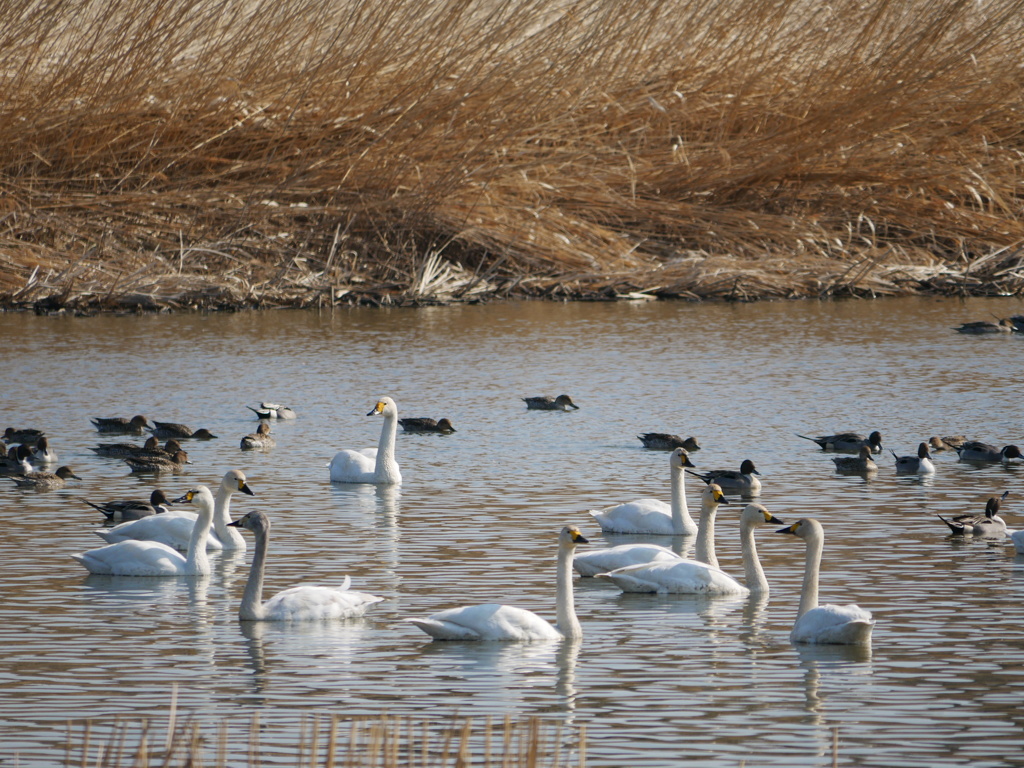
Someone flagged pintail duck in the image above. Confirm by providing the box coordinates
[28,436,57,465]
[927,435,967,452]
[892,443,935,474]
[954,319,1017,334]
[0,444,33,474]
[954,441,1022,463]
[2,427,46,446]
[123,449,191,474]
[832,446,878,474]
[240,421,275,450]
[797,431,883,454]
[90,415,150,435]
[637,433,700,451]
[398,417,457,434]
[522,394,579,411]
[86,489,174,521]
[687,459,762,496]
[247,402,297,420]
[147,422,218,440]
[936,492,1009,537]
[9,465,80,489]
[93,437,183,458]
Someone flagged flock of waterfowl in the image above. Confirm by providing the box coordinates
[3,393,1021,648]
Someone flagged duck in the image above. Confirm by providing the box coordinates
[2,427,46,446]
[90,415,150,435]
[575,483,728,576]
[407,525,587,641]
[936,492,1009,537]
[927,435,967,452]
[247,402,297,420]
[71,485,216,576]
[796,431,883,454]
[95,469,254,552]
[596,504,784,595]
[398,417,457,434]
[28,436,57,465]
[954,319,1016,334]
[687,459,761,497]
[522,395,579,411]
[588,447,697,535]
[775,518,874,645]
[123,449,191,474]
[954,441,1022,463]
[328,396,402,484]
[0,444,33,474]
[86,489,175,522]
[9,465,80,489]
[92,437,181,459]
[240,421,275,450]
[832,446,878,474]
[146,422,217,439]
[891,443,935,474]
[227,510,384,621]
[637,433,700,451]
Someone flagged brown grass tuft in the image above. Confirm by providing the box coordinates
[2,0,1024,310]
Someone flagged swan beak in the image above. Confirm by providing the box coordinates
[713,488,730,505]
[681,454,696,468]
[776,522,798,535]
[239,481,255,496]
[228,517,243,528]
[367,401,386,416]
[765,512,785,525]
[573,532,589,544]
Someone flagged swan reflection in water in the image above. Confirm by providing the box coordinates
[328,482,402,587]
[796,642,873,739]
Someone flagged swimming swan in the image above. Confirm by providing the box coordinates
[95,469,255,551]
[328,396,402,484]
[776,518,874,645]
[71,485,216,576]
[227,510,384,621]
[407,525,588,641]
[589,447,697,535]
[597,504,783,595]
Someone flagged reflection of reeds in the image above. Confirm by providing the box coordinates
[3,0,1024,310]
[70,710,585,767]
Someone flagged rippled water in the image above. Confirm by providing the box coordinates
[2,296,1024,766]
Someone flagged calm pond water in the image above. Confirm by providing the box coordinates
[1,296,1024,767]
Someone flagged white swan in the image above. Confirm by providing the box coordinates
[71,485,216,576]
[589,448,697,535]
[328,396,402,484]
[574,483,728,576]
[227,510,384,621]
[597,503,783,595]
[776,518,874,645]
[407,525,588,641]
[95,469,255,551]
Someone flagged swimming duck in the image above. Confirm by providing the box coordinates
[522,395,579,411]
[832,446,878,474]
[637,433,700,451]
[588,447,697,535]
[328,397,402,484]
[90,415,150,435]
[28,436,57,465]
[2,427,46,446]
[86,489,174,521]
[240,421,275,450]
[398,417,457,434]
[891,443,935,475]
[247,402,297,420]
[796,431,883,454]
[146,422,217,439]
[9,465,80,489]
[687,459,762,497]
[123,449,190,474]
[936,492,1009,537]
[927,435,967,452]
[954,441,1022,463]
[92,437,181,459]
[954,319,1016,334]
[0,444,33,474]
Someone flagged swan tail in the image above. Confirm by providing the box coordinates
[340,575,351,591]
[406,618,481,641]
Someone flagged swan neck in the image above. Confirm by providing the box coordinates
[239,526,268,620]
[374,411,401,483]
[184,503,213,575]
[555,543,581,640]
[740,520,768,594]
[213,486,246,550]
[694,502,718,567]
[799,534,823,617]
[669,466,694,534]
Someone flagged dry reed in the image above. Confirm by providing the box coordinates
[1,0,1023,311]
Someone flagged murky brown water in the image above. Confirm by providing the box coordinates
[2,296,1024,766]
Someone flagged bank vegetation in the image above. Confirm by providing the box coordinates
[2,0,1024,312]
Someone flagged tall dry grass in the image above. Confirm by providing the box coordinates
[1,0,1023,308]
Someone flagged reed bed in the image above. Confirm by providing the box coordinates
[1,0,1023,310]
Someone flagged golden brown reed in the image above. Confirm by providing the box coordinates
[2,0,1024,310]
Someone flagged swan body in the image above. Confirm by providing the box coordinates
[407,525,587,641]
[398,417,456,434]
[9,465,79,488]
[573,542,682,577]
[892,443,935,474]
[776,518,874,645]
[228,510,383,621]
[86,489,174,521]
[832,446,878,474]
[96,469,254,551]
[1010,529,1024,555]
[328,396,402,484]
[797,431,882,454]
[240,421,275,450]
[91,415,150,435]
[598,503,783,595]
[637,433,700,451]
[589,447,697,535]
[687,459,761,496]
[955,441,1022,463]
[523,395,579,411]
[72,485,216,576]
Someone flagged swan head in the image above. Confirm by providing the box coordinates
[221,469,255,496]
[559,525,589,549]
[367,396,398,417]
[743,503,784,527]
[776,517,823,542]
[739,459,760,476]
[228,509,269,534]
[701,483,729,507]
[174,485,215,510]
[670,447,696,469]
